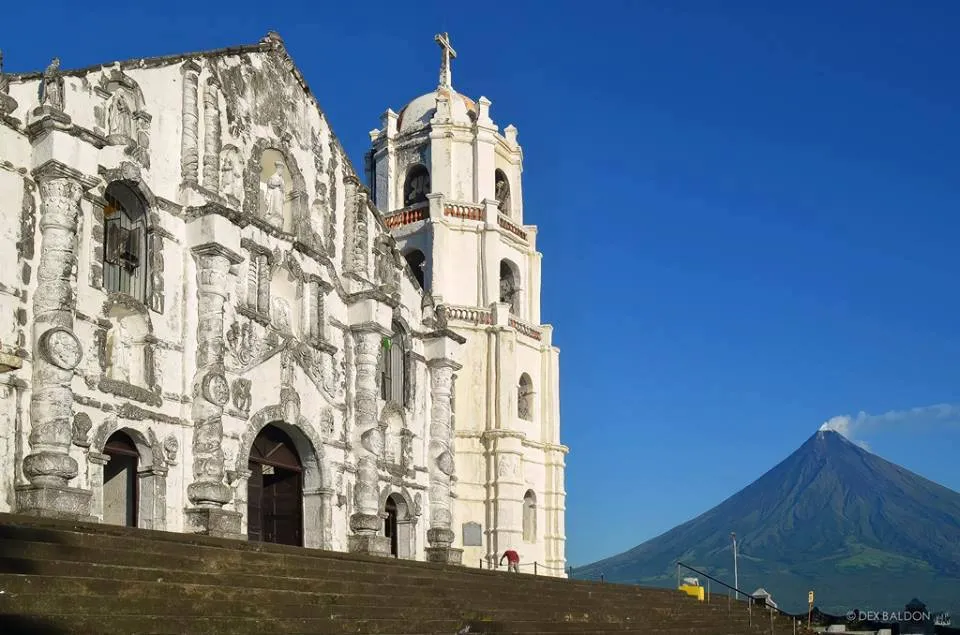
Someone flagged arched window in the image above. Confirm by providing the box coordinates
[499,259,520,316]
[522,489,537,542]
[403,249,426,289]
[403,164,430,207]
[518,373,533,421]
[103,181,149,302]
[495,169,511,216]
[380,321,407,405]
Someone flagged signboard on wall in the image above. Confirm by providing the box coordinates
[462,521,482,546]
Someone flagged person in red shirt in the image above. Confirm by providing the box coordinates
[499,549,520,572]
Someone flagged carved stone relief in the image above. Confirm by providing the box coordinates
[497,454,520,479]
[320,409,335,438]
[72,413,92,448]
[163,435,179,464]
[231,378,252,415]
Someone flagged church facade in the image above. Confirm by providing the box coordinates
[0,33,566,574]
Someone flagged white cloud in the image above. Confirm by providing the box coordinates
[819,403,960,445]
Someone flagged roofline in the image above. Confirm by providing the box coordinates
[9,40,270,81]
[7,32,370,195]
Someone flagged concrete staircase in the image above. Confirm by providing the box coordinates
[0,513,810,634]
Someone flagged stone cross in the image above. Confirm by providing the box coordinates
[435,32,456,89]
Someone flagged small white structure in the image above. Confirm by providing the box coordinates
[752,588,778,609]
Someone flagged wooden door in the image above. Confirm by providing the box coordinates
[246,425,303,547]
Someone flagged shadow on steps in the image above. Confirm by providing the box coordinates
[0,525,69,635]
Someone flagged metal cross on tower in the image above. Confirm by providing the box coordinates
[435,32,457,89]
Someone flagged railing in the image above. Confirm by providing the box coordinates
[479,559,569,576]
[676,562,812,634]
[444,305,494,325]
[384,203,428,229]
[497,213,527,241]
[444,202,484,221]
[508,316,542,341]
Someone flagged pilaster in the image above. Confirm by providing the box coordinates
[429,94,455,199]
[473,97,497,203]
[16,161,97,520]
[426,192,446,304]
[378,109,398,210]
[179,61,201,185]
[425,358,462,564]
[202,76,221,191]
[481,199,501,307]
[528,234,542,325]
[185,241,243,538]
[483,429,526,566]
[348,325,391,557]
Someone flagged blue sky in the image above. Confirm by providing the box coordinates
[4,1,959,566]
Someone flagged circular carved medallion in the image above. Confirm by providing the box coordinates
[202,372,230,406]
[39,327,83,371]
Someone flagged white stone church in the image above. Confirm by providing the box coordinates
[0,32,567,574]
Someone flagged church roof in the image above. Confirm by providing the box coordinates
[396,87,477,133]
[10,32,286,81]
[6,32,363,192]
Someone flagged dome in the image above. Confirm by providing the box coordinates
[396,87,477,133]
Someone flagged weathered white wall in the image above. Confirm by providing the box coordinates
[0,36,465,563]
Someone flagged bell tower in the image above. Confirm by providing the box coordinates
[365,34,567,577]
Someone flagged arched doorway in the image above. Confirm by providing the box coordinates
[381,491,415,559]
[103,431,139,527]
[247,424,303,547]
[384,495,400,557]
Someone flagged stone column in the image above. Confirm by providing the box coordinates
[16,166,93,520]
[347,328,391,556]
[180,61,201,184]
[425,360,462,564]
[185,244,243,538]
[342,175,358,273]
[202,77,221,191]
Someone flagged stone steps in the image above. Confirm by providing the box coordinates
[0,513,811,634]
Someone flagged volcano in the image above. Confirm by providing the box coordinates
[576,430,960,615]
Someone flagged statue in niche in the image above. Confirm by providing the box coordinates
[220,147,243,202]
[273,297,293,334]
[40,57,64,111]
[109,95,133,139]
[107,322,131,383]
[263,160,285,226]
[400,432,414,469]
